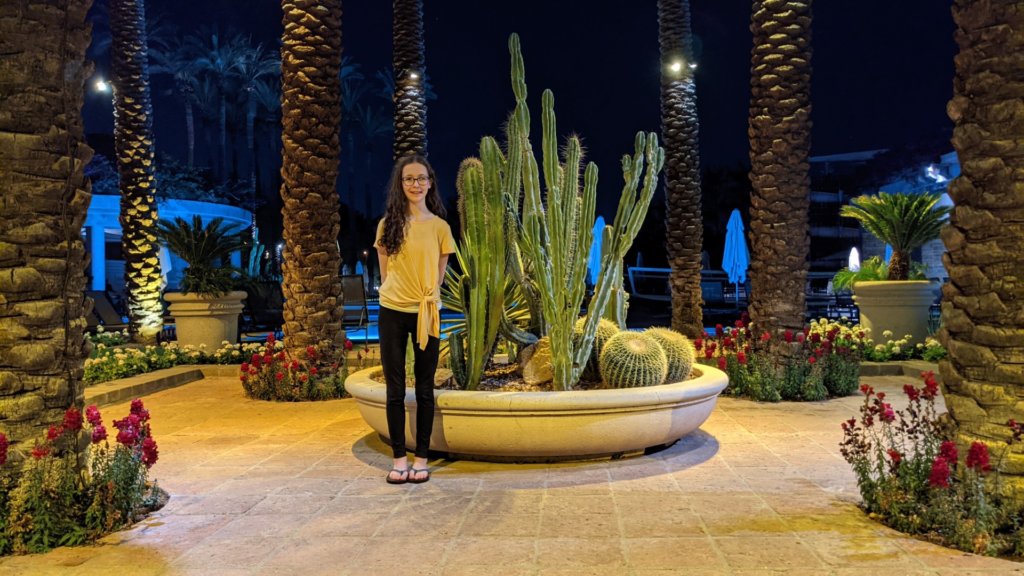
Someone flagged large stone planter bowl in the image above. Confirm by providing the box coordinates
[164,291,246,350]
[345,365,728,462]
[853,280,936,344]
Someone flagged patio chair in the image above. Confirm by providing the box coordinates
[85,290,128,332]
[342,274,370,342]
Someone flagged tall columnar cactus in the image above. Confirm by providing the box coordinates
[644,327,695,383]
[599,331,669,388]
[599,225,630,328]
[445,147,507,390]
[506,34,665,391]
[574,316,620,382]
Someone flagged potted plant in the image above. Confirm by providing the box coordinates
[158,215,247,349]
[836,191,950,344]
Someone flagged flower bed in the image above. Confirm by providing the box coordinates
[694,314,947,402]
[85,338,258,385]
[0,400,161,555]
[840,372,1024,557]
[239,334,350,401]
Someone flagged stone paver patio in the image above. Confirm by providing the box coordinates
[2,374,1022,575]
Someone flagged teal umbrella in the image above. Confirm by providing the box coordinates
[721,209,749,304]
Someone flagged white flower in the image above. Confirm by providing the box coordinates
[232,350,240,357]
[199,343,207,350]
[96,325,105,333]
[882,330,893,340]
[892,346,901,354]
[274,341,284,350]
[875,344,885,352]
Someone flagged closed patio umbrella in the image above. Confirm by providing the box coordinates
[721,208,749,305]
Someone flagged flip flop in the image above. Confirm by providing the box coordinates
[385,468,410,484]
[408,467,430,484]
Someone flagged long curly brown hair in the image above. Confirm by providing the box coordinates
[378,154,446,256]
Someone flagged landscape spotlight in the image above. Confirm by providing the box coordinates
[94,78,110,92]
[670,61,682,73]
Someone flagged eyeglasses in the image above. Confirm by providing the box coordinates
[402,176,430,186]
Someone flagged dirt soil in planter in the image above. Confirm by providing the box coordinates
[370,362,604,392]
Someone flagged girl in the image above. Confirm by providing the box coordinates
[374,155,456,484]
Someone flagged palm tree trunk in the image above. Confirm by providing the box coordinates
[0,0,93,461]
[746,0,813,337]
[279,0,345,353]
[392,0,427,158]
[110,0,164,344]
[942,0,1024,499]
[185,100,195,168]
[659,0,705,339]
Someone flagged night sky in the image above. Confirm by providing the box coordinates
[82,0,956,248]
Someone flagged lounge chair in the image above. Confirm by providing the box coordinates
[341,274,370,342]
[85,290,128,332]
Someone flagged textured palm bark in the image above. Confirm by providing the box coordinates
[747,0,812,336]
[0,0,93,463]
[941,0,1024,499]
[110,0,163,344]
[279,0,345,352]
[659,0,705,339]
[393,0,427,158]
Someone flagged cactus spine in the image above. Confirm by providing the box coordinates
[506,33,665,391]
[643,327,695,383]
[599,331,669,388]
[599,225,630,328]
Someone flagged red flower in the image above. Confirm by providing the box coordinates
[903,384,921,402]
[760,331,771,342]
[966,442,991,472]
[46,425,63,441]
[267,333,276,345]
[939,441,958,466]
[91,424,108,444]
[717,356,727,370]
[130,399,150,422]
[704,347,714,359]
[31,445,50,460]
[300,373,309,382]
[290,360,300,370]
[63,407,83,432]
[252,354,263,367]
[275,372,284,381]
[860,384,874,396]
[715,324,724,337]
[344,339,354,351]
[737,352,747,365]
[276,351,286,361]
[723,337,733,348]
[784,329,794,343]
[734,319,744,328]
[240,374,248,382]
[241,362,250,372]
[0,433,7,466]
[876,392,886,401]
[808,356,817,365]
[796,332,805,343]
[694,338,703,350]
[880,403,895,423]
[810,333,821,343]
[306,345,317,358]
[85,405,102,426]
[310,367,319,376]
[887,449,902,466]
[929,456,950,488]
[142,437,159,469]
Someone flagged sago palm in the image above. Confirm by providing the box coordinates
[840,191,950,281]
[157,216,244,296]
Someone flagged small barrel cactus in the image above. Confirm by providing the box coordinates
[599,331,668,388]
[644,327,695,383]
[574,316,620,382]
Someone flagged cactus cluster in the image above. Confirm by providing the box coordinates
[599,331,669,389]
[574,316,620,382]
[644,327,695,383]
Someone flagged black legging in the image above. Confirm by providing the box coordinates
[378,306,439,459]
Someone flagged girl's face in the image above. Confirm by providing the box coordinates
[401,162,431,209]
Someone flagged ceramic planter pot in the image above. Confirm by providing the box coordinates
[164,290,247,350]
[852,280,936,344]
[345,365,728,462]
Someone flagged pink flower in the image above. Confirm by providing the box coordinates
[880,403,895,423]
[966,442,991,472]
[85,405,102,426]
[929,456,950,488]
[91,424,108,444]
[130,399,150,422]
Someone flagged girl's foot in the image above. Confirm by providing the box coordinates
[387,457,409,484]
[409,457,430,483]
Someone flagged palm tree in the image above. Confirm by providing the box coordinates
[0,0,92,456]
[186,31,245,181]
[392,0,428,158]
[942,0,1024,498]
[840,192,950,280]
[279,0,345,352]
[150,45,199,167]
[659,0,704,339]
[233,41,279,237]
[110,0,164,343]
[354,102,393,217]
[746,0,813,336]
